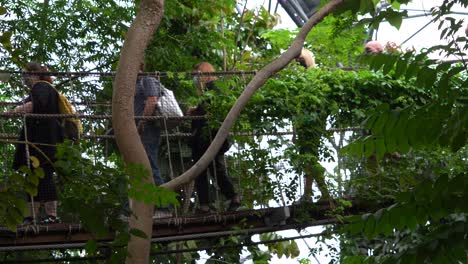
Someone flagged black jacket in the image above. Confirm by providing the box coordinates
[13,81,64,169]
[190,82,230,153]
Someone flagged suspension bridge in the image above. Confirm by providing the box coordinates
[0,70,363,255]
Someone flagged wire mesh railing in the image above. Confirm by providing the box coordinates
[0,70,360,227]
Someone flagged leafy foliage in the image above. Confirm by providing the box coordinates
[55,141,178,229]
[54,141,129,237]
[0,0,467,263]
[52,141,177,260]
[260,233,301,259]
[337,1,468,263]
[0,165,43,231]
[144,0,279,72]
[0,0,134,69]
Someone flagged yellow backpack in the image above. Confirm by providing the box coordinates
[57,92,83,142]
[38,81,83,142]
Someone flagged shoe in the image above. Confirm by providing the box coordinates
[153,209,172,219]
[195,205,215,214]
[118,214,129,222]
[22,217,35,225]
[41,215,60,224]
[227,201,242,211]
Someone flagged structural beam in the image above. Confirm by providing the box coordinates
[0,200,380,252]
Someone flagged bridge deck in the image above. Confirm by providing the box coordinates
[0,203,345,251]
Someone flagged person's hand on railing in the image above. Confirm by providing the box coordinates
[186,107,197,116]
[4,102,33,114]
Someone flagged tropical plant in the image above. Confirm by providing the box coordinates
[0,0,467,263]
[338,0,467,263]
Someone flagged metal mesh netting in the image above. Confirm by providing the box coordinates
[0,70,358,224]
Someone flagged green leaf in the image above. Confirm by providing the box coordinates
[436,62,452,72]
[405,63,420,80]
[110,249,128,263]
[382,56,397,75]
[113,232,130,246]
[342,137,365,157]
[373,208,384,220]
[379,210,394,236]
[391,1,401,10]
[404,206,418,230]
[364,138,375,157]
[437,74,450,98]
[369,54,388,71]
[29,173,39,185]
[448,175,465,197]
[375,137,386,159]
[371,111,389,135]
[388,205,403,230]
[25,183,38,196]
[33,168,45,179]
[394,59,407,78]
[5,214,18,232]
[289,240,300,258]
[447,66,465,77]
[406,115,422,148]
[430,199,447,221]
[384,110,400,153]
[85,240,98,255]
[343,215,364,235]
[0,31,12,44]
[359,0,371,13]
[363,113,378,130]
[363,215,376,239]
[419,67,437,89]
[415,205,429,225]
[394,108,411,153]
[9,206,23,223]
[15,199,27,215]
[186,240,197,249]
[450,128,467,152]
[387,12,403,29]
[130,228,148,239]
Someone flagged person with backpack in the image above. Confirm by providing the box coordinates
[187,62,241,213]
[134,62,171,218]
[11,62,64,224]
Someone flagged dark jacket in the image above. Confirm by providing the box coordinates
[190,81,230,153]
[13,81,64,169]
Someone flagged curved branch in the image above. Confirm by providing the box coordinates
[162,0,348,191]
[111,0,164,263]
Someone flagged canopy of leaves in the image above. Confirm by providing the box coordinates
[0,0,467,263]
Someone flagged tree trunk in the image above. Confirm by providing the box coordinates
[162,0,348,191]
[112,0,164,263]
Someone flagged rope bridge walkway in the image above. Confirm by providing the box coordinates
[0,205,310,251]
[0,200,378,252]
[0,70,363,252]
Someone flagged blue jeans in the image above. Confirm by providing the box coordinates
[140,123,163,186]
